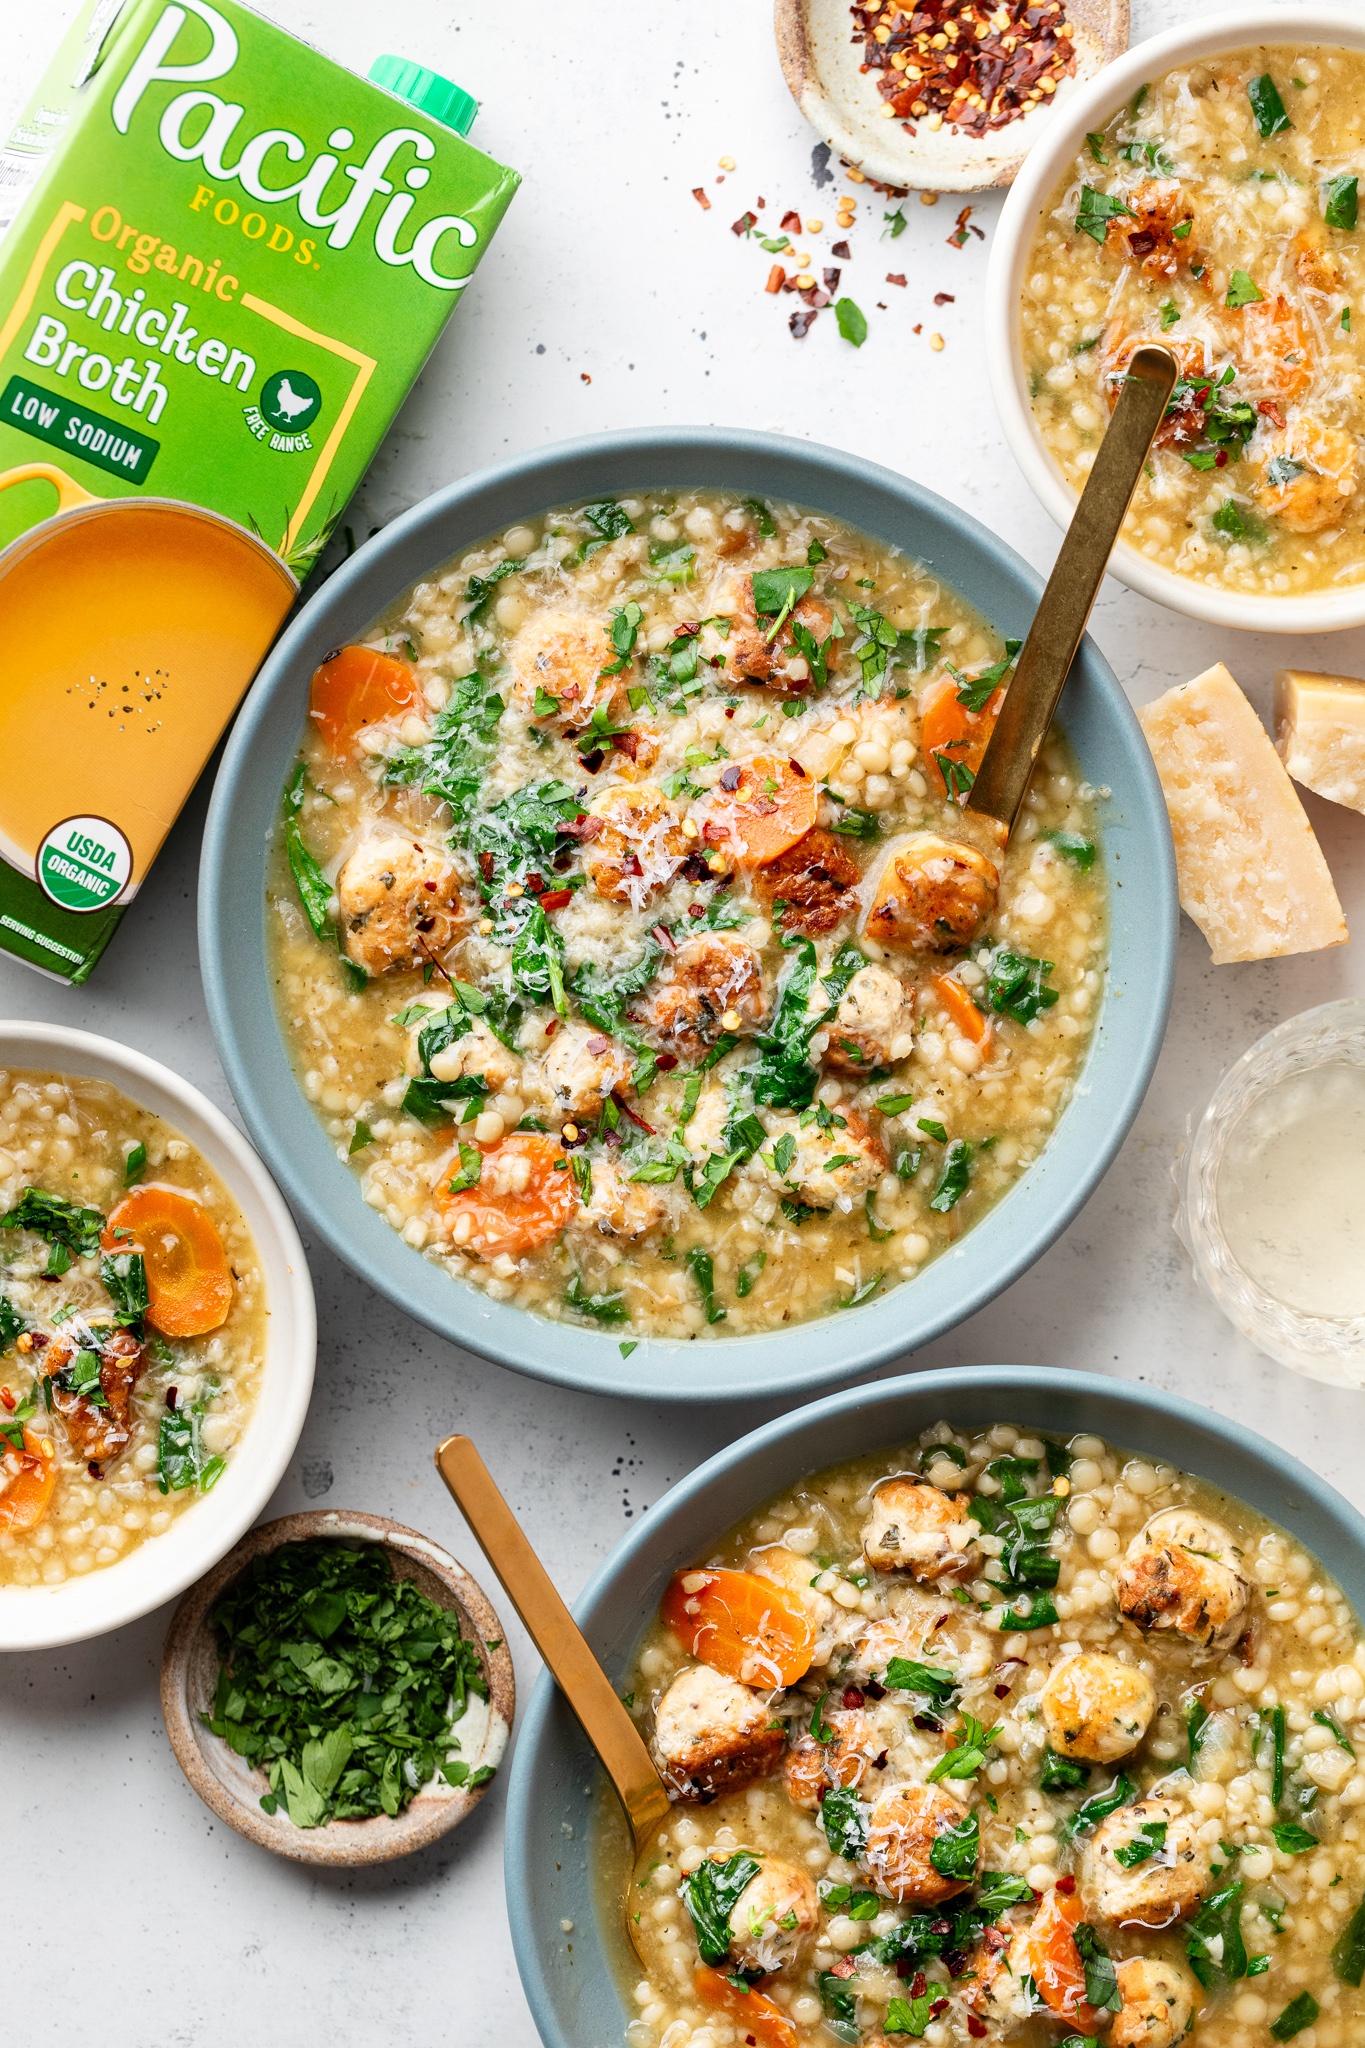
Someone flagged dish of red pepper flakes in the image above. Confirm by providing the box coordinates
[849,0,1077,137]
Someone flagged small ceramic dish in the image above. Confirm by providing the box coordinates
[774,0,1128,194]
[1176,999,1365,1388]
[0,1021,315,1653]
[160,1509,514,1866]
[985,3,1365,631]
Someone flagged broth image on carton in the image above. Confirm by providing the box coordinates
[0,0,518,981]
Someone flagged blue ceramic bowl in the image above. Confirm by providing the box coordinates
[200,429,1176,1402]
[504,1364,1365,2047]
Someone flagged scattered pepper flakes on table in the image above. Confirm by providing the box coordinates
[887,272,907,286]
[948,204,984,247]
[581,372,592,383]
[765,265,786,292]
[850,0,1077,136]
[934,290,956,304]
[790,307,819,338]
[832,239,851,259]
[732,210,757,236]
[691,187,711,210]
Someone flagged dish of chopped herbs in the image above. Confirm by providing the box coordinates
[203,1540,496,1827]
[608,1421,1365,2048]
[1025,42,1365,597]
[269,488,1105,1338]
[0,1069,264,1588]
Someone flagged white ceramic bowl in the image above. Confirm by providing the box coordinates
[986,4,1365,633]
[0,1023,315,1650]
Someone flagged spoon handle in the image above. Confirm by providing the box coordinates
[967,342,1178,835]
[435,1433,672,1854]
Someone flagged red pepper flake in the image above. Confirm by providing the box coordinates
[812,290,831,310]
[1056,1873,1077,1895]
[852,0,1078,139]
[88,1460,102,1479]
[732,211,758,237]
[580,372,592,384]
[876,301,888,310]
[910,1973,927,1998]
[166,1385,178,1408]
[756,196,766,208]
[613,1093,655,1136]
[832,239,851,260]
[829,1957,856,1980]
[913,322,923,335]
[863,1677,886,1700]
[765,265,785,293]
[692,187,711,210]
[0,1387,14,1412]
[841,1685,865,1709]
[1259,399,1286,427]
[1215,449,1228,467]
[824,267,842,292]
[967,2021,988,2040]
[544,1019,559,1039]
[656,1053,679,1071]
[538,889,573,912]
[948,205,977,249]
[780,209,803,232]
[790,307,818,338]
[586,1036,610,1055]
[871,1748,888,1768]
[887,272,907,286]
[934,291,956,305]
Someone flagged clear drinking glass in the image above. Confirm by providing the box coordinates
[1175,999,1365,1388]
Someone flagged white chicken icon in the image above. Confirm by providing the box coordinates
[272,376,316,422]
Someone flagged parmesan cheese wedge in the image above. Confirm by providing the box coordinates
[1137,663,1347,965]
[1274,669,1365,816]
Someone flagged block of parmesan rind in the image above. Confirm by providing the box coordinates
[1275,669,1365,816]
[1137,663,1347,965]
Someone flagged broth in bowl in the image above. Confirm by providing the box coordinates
[268,491,1107,1341]
[1022,44,1365,599]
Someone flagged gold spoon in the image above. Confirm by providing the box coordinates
[966,343,1178,836]
[434,1433,672,1959]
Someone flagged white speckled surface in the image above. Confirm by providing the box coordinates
[2,3,1363,2041]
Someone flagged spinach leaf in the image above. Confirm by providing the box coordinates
[1331,1892,1365,1984]
[999,1591,1059,1631]
[100,1250,148,1331]
[1114,1818,1168,1867]
[1186,1880,1249,1988]
[1061,1774,1136,1844]
[929,1139,972,1213]
[950,638,1020,713]
[681,1850,761,1964]
[883,1657,958,1707]
[927,1713,1000,1783]
[686,1247,727,1325]
[157,1400,226,1496]
[929,1809,979,1881]
[1270,1821,1318,1854]
[751,566,814,618]
[818,1971,860,2046]
[204,1539,491,1825]
[1256,1705,1287,1805]
[1248,72,1291,138]
[983,948,1059,1025]
[1073,1923,1122,2015]
[564,1275,627,1323]
[1324,174,1359,231]
[1042,831,1095,870]
[582,499,636,545]
[820,1786,871,1860]
[382,671,505,825]
[1270,1994,1320,2042]
[464,556,526,612]
[402,1074,487,1128]
[0,1294,28,1352]
[1041,1748,1090,1792]
[1075,186,1133,242]
[282,763,334,940]
[571,939,664,1037]
[123,1141,147,1185]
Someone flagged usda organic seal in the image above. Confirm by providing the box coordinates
[37,816,132,912]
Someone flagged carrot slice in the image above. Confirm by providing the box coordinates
[919,672,1004,800]
[309,644,422,758]
[1027,1887,1107,2034]
[709,755,819,867]
[0,1425,57,1534]
[661,1566,815,1687]
[431,1133,576,1260]
[930,971,992,1048]
[103,1186,234,1338]
[695,1967,798,2048]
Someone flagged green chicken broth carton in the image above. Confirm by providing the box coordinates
[0,0,518,981]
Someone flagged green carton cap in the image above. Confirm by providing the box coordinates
[367,56,478,137]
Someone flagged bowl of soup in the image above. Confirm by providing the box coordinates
[200,428,1176,1401]
[505,1363,1365,2048]
[987,7,1365,632]
[0,1022,315,1650]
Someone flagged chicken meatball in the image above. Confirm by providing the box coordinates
[1083,1795,1212,1927]
[1112,1955,1200,2048]
[1108,179,1197,276]
[755,829,862,936]
[864,1783,979,1904]
[721,1856,819,1975]
[582,783,690,905]
[824,964,916,1074]
[336,836,465,975]
[572,1156,672,1240]
[1255,416,1359,535]
[1039,1652,1157,1765]
[508,608,618,726]
[645,934,767,1060]
[46,1330,144,1468]
[750,1107,885,1210]
[861,1476,979,1580]
[542,1022,633,1120]
[651,1663,783,1802]
[782,1705,885,1808]
[404,999,522,1095]
[1115,1508,1251,1654]
[862,833,999,954]
[963,1925,1036,2028]
[721,577,840,692]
